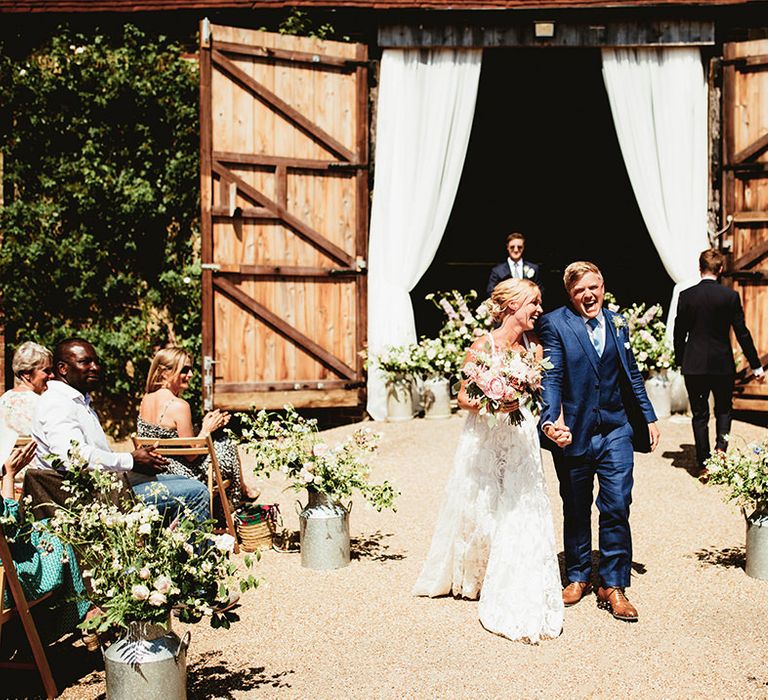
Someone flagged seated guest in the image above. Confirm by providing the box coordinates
[0,342,55,480]
[486,231,543,297]
[30,338,209,524]
[138,347,258,509]
[1,440,91,645]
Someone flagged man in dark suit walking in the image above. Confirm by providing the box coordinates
[673,248,765,479]
[486,232,542,296]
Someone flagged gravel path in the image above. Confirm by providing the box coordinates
[48,414,768,699]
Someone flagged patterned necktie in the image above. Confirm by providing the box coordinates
[587,317,603,356]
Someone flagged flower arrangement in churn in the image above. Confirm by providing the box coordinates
[367,343,421,384]
[460,341,553,427]
[238,406,398,512]
[37,445,258,633]
[705,438,768,514]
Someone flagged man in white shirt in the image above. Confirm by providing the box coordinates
[32,338,209,523]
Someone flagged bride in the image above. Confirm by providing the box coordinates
[412,278,564,643]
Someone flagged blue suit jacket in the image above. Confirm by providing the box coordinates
[536,306,657,456]
[486,259,542,297]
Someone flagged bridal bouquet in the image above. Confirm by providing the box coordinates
[460,342,553,426]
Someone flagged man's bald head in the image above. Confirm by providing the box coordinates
[53,338,102,394]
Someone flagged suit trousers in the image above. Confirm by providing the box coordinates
[684,374,734,470]
[553,425,635,588]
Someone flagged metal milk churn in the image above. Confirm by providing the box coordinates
[298,490,351,570]
[745,508,768,580]
[104,621,190,700]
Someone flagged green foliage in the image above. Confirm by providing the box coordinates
[237,405,398,512]
[0,24,201,434]
[277,8,344,41]
[705,438,768,512]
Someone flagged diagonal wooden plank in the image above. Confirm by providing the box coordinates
[213,161,353,266]
[733,132,768,164]
[731,237,768,270]
[212,49,356,163]
[213,276,357,380]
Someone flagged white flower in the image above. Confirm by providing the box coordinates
[139,567,151,580]
[148,591,167,607]
[213,533,236,553]
[132,584,150,601]
[138,523,152,535]
[524,266,535,279]
[300,467,315,483]
[183,276,191,284]
[312,443,328,457]
[154,575,172,594]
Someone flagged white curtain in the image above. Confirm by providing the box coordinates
[602,47,709,337]
[366,48,482,420]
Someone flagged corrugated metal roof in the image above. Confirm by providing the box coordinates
[0,0,754,12]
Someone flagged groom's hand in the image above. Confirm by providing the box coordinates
[543,421,572,448]
[648,422,660,452]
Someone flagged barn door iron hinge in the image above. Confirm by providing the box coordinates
[203,355,217,411]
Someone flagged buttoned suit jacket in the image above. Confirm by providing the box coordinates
[486,259,542,297]
[673,279,761,376]
[536,305,657,456]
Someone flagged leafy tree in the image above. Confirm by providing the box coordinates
[0,24,201,435]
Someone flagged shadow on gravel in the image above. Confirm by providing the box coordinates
[0,629,104,700]
[557,551,647,584]
[694,546,745,569]
[188,650,295,697]
[352,531,406,562]
[662,444,700,477]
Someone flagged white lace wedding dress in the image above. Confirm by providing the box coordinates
[412,339,564,643]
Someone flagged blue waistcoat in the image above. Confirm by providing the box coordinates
[594,321,628,435]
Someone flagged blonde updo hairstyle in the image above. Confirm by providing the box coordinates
[487,278,539,325]
[12,341,52,384]
[145,346,192,393]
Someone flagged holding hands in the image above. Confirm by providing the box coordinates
[543,417,573,448]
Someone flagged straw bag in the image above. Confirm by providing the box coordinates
[236,504,280,552]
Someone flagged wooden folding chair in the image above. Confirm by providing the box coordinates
[0,519,58,699]
[11,437,33,500]
[131,435,239,553]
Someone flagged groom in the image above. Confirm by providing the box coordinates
[537,261,659,622]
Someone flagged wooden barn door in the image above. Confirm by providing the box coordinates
[199,23,369,410]
[722,39,768,411]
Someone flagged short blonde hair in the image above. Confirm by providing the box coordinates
[488,278,539,324]
[563,261,602,292]
[12,341,52,378]
[145,346,191,393]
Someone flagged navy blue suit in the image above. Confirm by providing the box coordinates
[537,306,656,588]
[486,259,542,297]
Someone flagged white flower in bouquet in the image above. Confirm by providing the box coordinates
[148,591,167,607]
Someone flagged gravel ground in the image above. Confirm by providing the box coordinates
[31,414,768,698]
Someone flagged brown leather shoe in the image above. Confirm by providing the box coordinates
[596,586,638,621]
[696,468,710,484]
[562,581,593,606]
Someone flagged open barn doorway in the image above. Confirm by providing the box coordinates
[411,47,674,338]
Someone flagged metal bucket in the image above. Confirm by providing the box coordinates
[297,490,351,570]
[422,377,452,419]
[644,371,671,419]
[386,378,414,422]
[745,509,768,580]
[104,620,190,700]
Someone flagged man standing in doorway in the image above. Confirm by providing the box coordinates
[673,248,765,480]
[486,231,542,296]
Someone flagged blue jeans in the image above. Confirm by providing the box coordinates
[553,425,635,588]
[130,474,210,524]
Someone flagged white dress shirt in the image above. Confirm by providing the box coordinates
[584,310,606,354]
[508,258,523,279]
[31,380,133,472]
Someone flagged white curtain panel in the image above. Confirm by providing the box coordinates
[601,47,709,337]
[366,48,482,420]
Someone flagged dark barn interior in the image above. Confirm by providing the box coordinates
[412,47,675,338]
